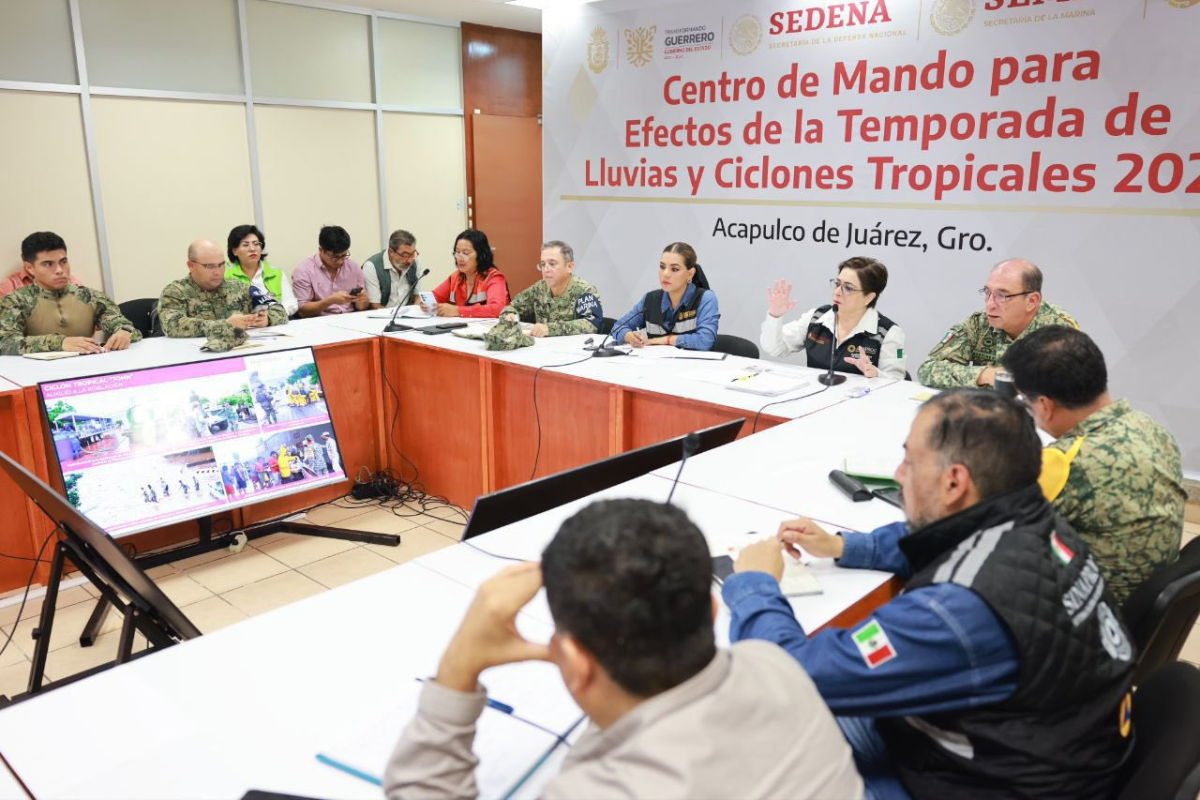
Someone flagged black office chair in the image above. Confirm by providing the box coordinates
[118,298,159,338]
[599,317,616,336]
[1122,536,1200,685]
[711,334,758,359]
[1115,661,1200,799]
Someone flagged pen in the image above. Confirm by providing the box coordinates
[415,677,516,715]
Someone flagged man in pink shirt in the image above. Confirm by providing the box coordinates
[0,264,83,297]
[292,226,370,317]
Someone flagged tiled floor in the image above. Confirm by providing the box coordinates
[0,499,464,698]
[0,500,1197,698]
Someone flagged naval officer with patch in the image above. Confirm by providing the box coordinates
[725,390,1134,799]
[760,256,906,379]
[609,242,719,351]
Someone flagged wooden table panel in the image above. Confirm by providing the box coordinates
[384,339,488,509]
[488,362,613,491]
[621,390,784,451]
[0,388,41,590]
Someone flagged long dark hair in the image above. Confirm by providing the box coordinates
[662,241,710,290]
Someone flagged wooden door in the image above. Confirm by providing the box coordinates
[471,114,542,298]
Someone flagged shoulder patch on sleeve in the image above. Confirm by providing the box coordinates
[939,331,955,345]
[852,618,897,669]
[575,292,600,318]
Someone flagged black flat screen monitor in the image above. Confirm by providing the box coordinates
[38,347,346,538]
[0,450,201,641]
[463,418,745,540]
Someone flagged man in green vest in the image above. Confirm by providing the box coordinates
[364,229,421,309]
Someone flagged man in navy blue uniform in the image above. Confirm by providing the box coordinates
[725,389,1135,799]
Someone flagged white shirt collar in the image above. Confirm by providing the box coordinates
[817,306,881,338]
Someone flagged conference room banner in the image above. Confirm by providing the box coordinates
[543,0,1200,476]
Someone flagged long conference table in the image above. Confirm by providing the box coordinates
[0,311,924,798]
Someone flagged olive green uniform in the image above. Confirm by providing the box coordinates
[1051,399,1186,605]
[917,302,1080,388]
[484,276,602,351]
[158,277,288,352]
[0,283,141,355]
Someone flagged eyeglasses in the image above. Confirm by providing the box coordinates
[829,278,861,294]
[326,251,351,263]
[239,241,263,249]
[536,261,562,271]
[979,288,1034,305]
[191,260,226,270]
[391,249,418,259]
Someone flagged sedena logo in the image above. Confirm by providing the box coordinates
[930,0,976,36]
[729,14,763,56]
[587,27,610,74]
[624,26,657,67]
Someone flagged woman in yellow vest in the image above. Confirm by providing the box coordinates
[277,445,292,482]
[225,224,298,317]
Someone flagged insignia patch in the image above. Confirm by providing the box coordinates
[1049,530,1075,565]
[853,618,897,669]
[939,331,955,345]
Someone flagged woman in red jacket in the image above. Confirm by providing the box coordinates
[427,229,509,318]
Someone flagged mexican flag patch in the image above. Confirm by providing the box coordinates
[1050,531,1075,565]
[853,618,897,669]
[939,331,955,345]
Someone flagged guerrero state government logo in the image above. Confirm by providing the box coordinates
[930,0,975,35]
[729,14,762,56]
[1167,0,1199,8]
[587,27,610,73]
[624,26,656,67]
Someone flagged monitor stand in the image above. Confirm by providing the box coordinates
[78,513,401,647]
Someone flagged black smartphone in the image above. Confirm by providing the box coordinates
[422,328,453,335]
[436,322,468,330]
[712,555,735,583]
[349,287,364,296]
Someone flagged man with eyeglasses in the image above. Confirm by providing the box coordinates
[158,239,288,352]
[364,229,421,310]
[1002,326,1185,606]
[293,225,369,317]
[0,231,141,355]
[484,240,603,351]
[917,259,1079,389]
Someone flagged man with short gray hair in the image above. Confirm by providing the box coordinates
[484,240,603,350]
[364,229,421,309]
[918,258,1079,389]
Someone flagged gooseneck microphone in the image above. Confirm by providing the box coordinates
[385,268,432,333]
[590,330,627,358]
[817,303,847,386]
[666,432,702,505]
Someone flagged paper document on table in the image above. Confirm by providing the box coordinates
[628,347,726,361]
[726,370,810,397]
[317,683,569,799]
[680,365,765,387]
[246,328,291,338]
[781,557,824,597]
[21,351,81,360]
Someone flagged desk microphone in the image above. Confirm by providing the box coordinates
[590,331,627,358]
[817,303,847,386]
[666,432,702,505]
[385,269,431,333]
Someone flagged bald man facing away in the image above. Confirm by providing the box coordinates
[158,239,288,351]
[917,259,1079,389]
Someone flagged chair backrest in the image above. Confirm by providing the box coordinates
[711,334,758,359]
[463,417,744,540]
[1121,536,1200,685]
[118,298,159,338]
[1115,661,1200,800]
[599,316,616,336]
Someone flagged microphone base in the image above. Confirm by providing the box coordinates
[592,347,627,358]
[817,372,847,386]
[383,323,413,333]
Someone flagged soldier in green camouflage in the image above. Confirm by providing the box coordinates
[918,259,1079,389]
[484,241,603,351]
[159,239,288,351]
[1003,326,1185,605]
[0,231,141,356]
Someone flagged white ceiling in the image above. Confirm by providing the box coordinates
[319,0,542,33]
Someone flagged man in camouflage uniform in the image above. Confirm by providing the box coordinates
[917,258,1079,388]
[1003,326,1185,605]
[484,240,603,351]
[0,231,140,356]
[159,239,288,351]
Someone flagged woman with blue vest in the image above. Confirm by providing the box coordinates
[225,224,298,317]
[610,242,719,351]
[760,256,906,380]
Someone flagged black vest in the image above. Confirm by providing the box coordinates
[641,287,707,339]
[804,305,896,375]
[879,484,1135,799]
